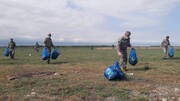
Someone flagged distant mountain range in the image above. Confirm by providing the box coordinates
[0,40,179,46]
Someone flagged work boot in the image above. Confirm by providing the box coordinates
[47,60,50,64]
[123,66,128,71]
[162,57,166,60]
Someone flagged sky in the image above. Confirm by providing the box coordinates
[0,0,180,46]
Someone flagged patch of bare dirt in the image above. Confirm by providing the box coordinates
[21,71,55,78]
[6,71,56,81]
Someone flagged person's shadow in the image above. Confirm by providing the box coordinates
[51,60,71,64]
[164,57,180,61]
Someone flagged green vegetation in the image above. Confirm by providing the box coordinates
[0,46,180,101]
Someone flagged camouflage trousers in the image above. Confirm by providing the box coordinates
[9,49,15,59]
[46,46,51,63]
[162,46,168,58]
[119,49,128,69]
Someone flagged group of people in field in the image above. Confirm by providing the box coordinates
[117,31,171,71]
[5,33,55,64]
[5,31,171,68]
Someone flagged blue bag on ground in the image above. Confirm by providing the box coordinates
[168,46,174,58]
[4,48,9,57]
[42,47,50,60]
[104,61,125,80]
[51,48,60,59]
[129,48,138,66]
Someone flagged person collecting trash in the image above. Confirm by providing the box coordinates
[116,31,132,71]
[44,33,55,64]
[34,42,40,53]
[161,36,170,60]
[8,38,16,59]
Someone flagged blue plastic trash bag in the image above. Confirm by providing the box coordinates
[104,61,125,80]
[42,47,50,60]
[129,48,138,66]
[168,46,174,58]
[4,48,9,57]
[51,48,60,59]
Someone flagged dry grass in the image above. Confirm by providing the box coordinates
[0,46,180,101]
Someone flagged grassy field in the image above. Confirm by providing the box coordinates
[0,46,180,101]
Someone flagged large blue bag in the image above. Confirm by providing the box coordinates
[4,48,9,57]
[42,47,50,60]
[104,61,125,80]
[168,46,174,58]
[129,48,138,66]
[51,48,60,59]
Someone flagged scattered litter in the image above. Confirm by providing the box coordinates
[29,54,32,56]
[26,94,31,97]
[127,73,134,76]
[161,98,167,101]
[54,73,60,76]
[6,76,17,81]
[31,92,36,95]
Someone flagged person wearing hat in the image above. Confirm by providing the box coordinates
[44,33,55,64]
[161,36,170,59]
[8,38,16,59]
[116,31,132,71]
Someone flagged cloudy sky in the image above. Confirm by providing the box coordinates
[0,0,180,46]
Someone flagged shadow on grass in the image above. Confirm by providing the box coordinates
[107,78,130,82]
[51,60,72,64]
[164,57,180,61]
[129,66,153,71]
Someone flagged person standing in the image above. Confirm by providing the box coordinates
[91,45,94,50]
[112,44,115,49]
[34,42,40,53]
[161,36,170,60]
[8,38,16,59]
[116,31,132,71]
[44,33,54,64]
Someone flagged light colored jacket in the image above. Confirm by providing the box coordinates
[161,39,170,47]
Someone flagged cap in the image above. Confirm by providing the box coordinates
[166,36,169,38]
[125,31,131,35]
[48,33,51,36]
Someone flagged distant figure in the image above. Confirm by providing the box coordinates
[112,44,115,49]
[91,45,94,50]
[116,31,132,71]
[34,42,40,53]
[44,33,55,64]
[161,36,170,60]
[8,38,16,59]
